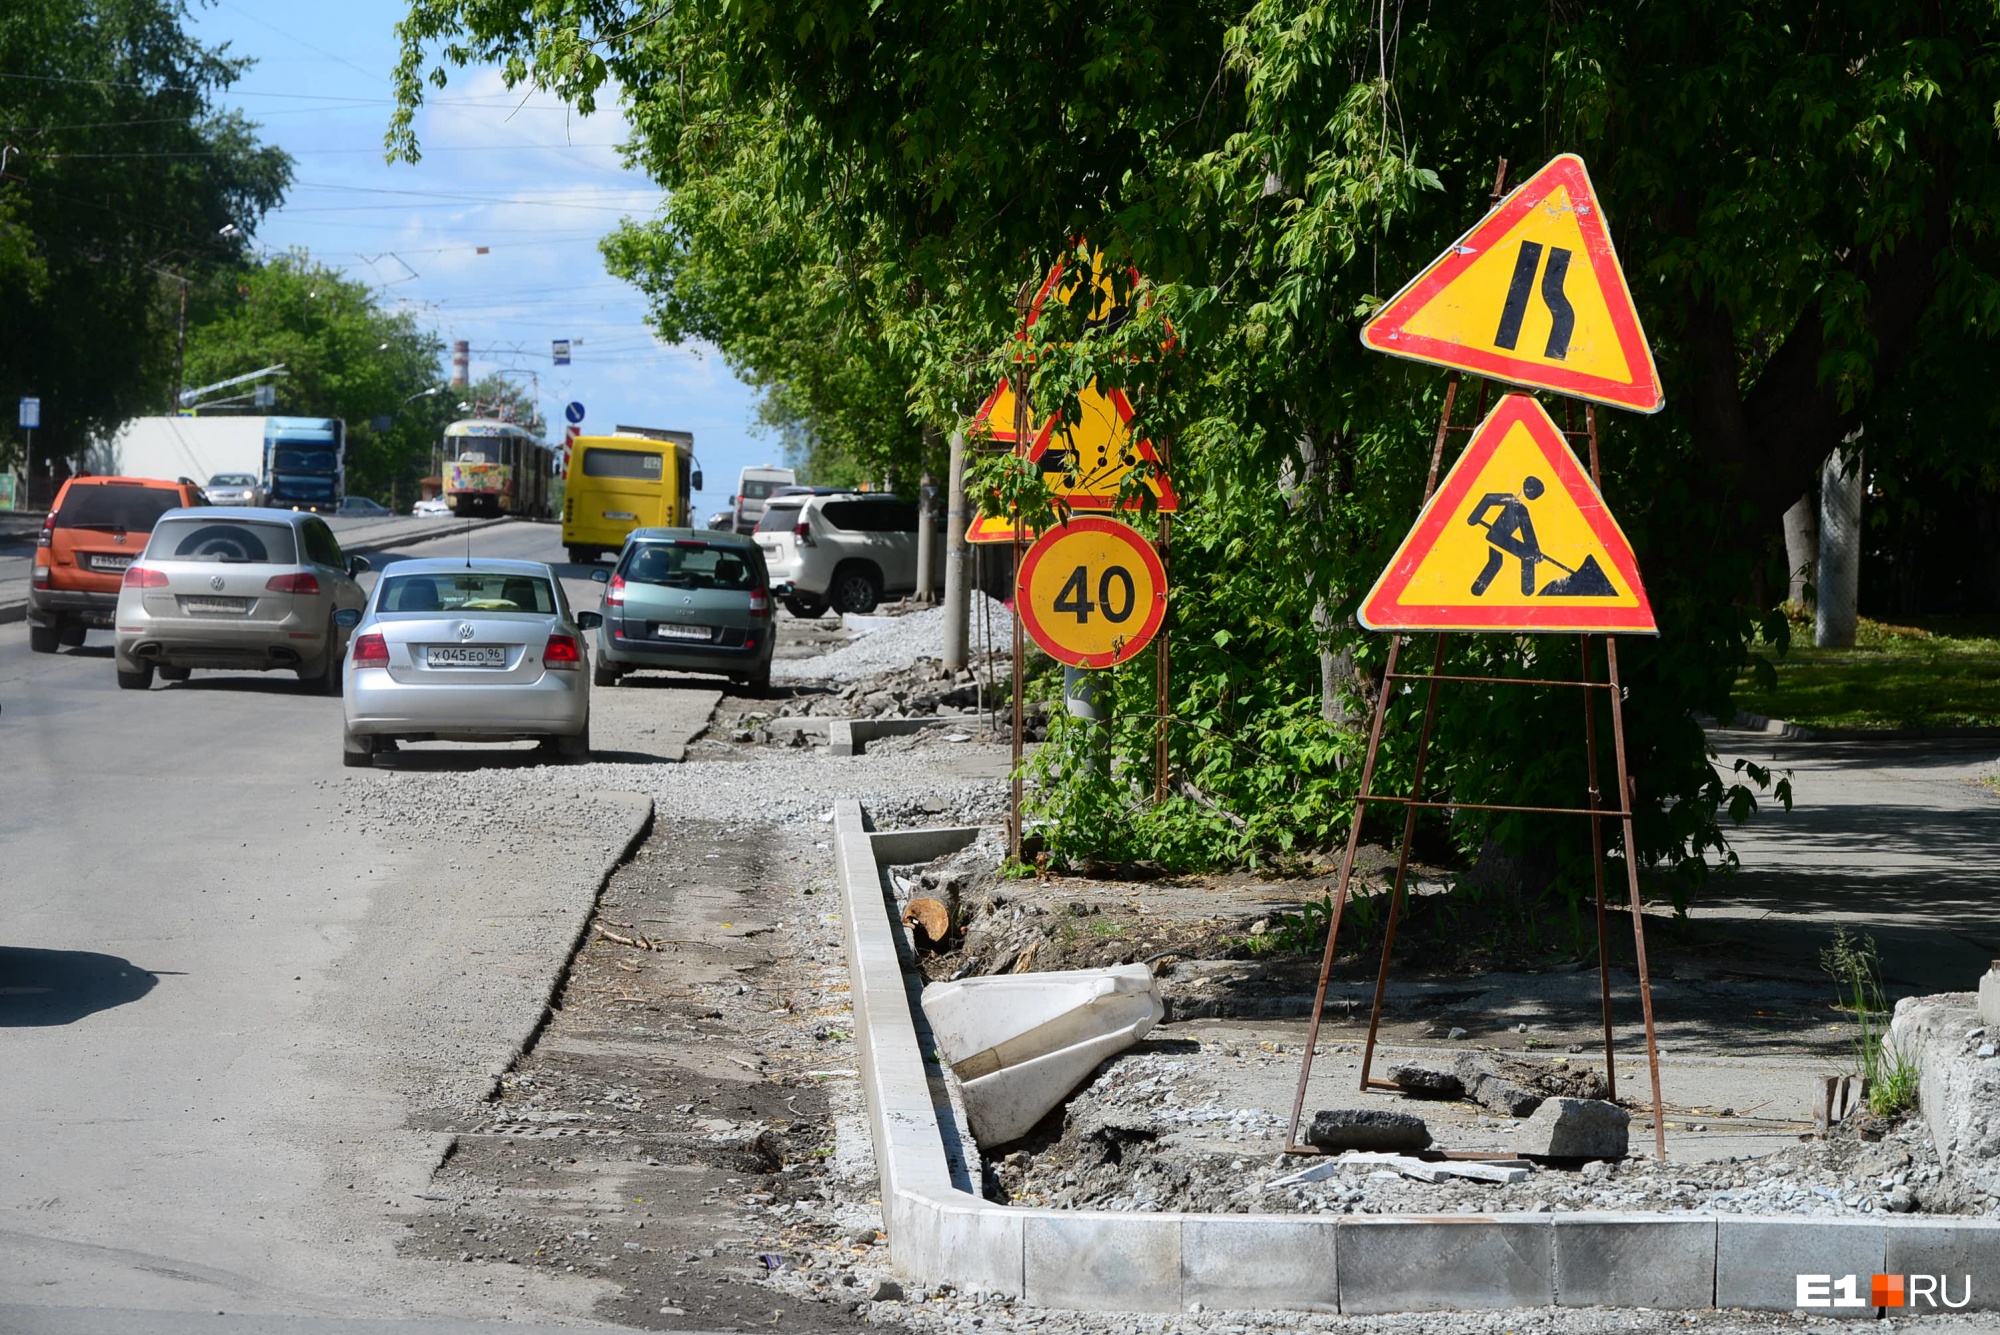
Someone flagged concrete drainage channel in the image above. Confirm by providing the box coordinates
[832,800,2000,1316]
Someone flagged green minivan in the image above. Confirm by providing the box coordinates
[591,528,775,692]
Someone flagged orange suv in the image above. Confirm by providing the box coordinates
[29,475,208,653]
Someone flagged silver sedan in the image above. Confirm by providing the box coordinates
[339,558,598,767]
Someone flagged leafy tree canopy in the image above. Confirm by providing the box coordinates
[181,252,446,500]
[0,0,291,474]
[392,1,2000,899]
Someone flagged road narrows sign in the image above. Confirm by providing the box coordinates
[1359,394,1656,634]
[1017,515,1168,667]
[1361,154,1663,414]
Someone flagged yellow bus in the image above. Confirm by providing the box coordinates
[561,430,698,563]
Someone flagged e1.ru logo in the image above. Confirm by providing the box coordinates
[1796,1273,1972,1309]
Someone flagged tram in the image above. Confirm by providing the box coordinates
[439,419,555,518]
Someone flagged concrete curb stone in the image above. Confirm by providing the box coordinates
[833,799,2000,1315]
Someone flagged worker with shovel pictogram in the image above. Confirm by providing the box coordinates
[1467,476,1618,599]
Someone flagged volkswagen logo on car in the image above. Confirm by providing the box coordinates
[209,575,225,591]
[458,623,476,641]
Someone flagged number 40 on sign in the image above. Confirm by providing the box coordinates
[1016,516,1168,669]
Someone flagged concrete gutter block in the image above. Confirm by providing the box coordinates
[828,719,857,756]
[1555,1213,1715,1309]
[899,1195,1025,1299]
[1716,1217,1884,1315]
[1337,1217,1553,1313]
[1023,1212,1181,1312]
[1885,1219,2000,1312]
[1183,1215,1337,1314]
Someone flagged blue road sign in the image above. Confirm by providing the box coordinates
[553,339,571,366]
[19,397,40,430]
[564,401,586,425]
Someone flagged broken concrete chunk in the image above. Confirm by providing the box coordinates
[1980,962,2000,1029]
[1387,1062,1464,1100]
[1305,1108,1432,1154]
[1517,1096,1630,1158]
[1454,1053,1544,1118]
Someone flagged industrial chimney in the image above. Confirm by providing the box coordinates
[451,340,470,387]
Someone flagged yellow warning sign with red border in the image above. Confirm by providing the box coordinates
[1359,394,1655,634]
[968,251,1178,542]
[1016,515,1168,668]
[1361,155,1663,414]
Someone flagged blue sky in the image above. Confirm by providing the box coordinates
[184,0,778,514]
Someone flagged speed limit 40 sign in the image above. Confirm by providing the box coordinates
[1016,515,1167,668]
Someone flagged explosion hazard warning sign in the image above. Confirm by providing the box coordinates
[1361,154,1663,414]
[1359,394,1656,635]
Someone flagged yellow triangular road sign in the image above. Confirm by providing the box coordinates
[1360,394,1656,634]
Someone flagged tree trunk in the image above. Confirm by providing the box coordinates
[1782,490,1818,607]
[941,430,971,669]
[1815,443,1863,649]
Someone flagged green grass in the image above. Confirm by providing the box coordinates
[1736,611,2000,730]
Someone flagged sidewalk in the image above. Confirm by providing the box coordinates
[1699,726,2000,994]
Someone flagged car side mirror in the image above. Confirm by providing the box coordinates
[347,556,371,576]
[590,568,610,583]
[333,608,362,629]
[576,610,603,630]
[691,470,703,492]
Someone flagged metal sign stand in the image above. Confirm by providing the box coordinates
[1009,357,1029,864]
[1282,377,1668,1162]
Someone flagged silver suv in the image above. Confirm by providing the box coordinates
[113,508,369,692]
[753,493,936,617]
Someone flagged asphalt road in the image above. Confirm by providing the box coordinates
[0,519,712,1333]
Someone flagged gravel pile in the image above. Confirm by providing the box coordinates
[989,1049,1990,1222]
[774,593,1015,683]
[337,746,1007,833]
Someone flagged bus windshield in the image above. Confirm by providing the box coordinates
[580,448,663,480]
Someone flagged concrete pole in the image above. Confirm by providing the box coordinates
[914,433,939,604]
[1815,443,1864,649]
[1782,492,1818,608]
[941,430,971,670]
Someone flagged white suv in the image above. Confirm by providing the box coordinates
[754,492,932,617]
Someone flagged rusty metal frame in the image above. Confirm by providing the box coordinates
[1282,387,1668,1164]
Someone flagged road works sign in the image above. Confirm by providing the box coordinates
[1027,385,1178,512]
[1361,154,1663,414]
[1359,394,1656,634]
[1017,515,1168,668]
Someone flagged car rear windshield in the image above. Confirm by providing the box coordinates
[56,484,184,533]
[579,447,664,479]
[148,518,299,564]
[378,571,558,614]
[623,542,762,591]
[739,479,785,500]
[754,502,804,533]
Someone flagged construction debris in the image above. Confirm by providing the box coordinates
[1305,1108,1432,1154]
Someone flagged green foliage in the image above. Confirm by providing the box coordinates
[1819,927,1919,1119]
[0,0,291,470]
[181,253,448,501]
[392,0,2000,897]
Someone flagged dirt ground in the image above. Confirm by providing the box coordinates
[396,812,888,1332]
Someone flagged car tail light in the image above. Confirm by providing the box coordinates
[265,572,321,594]
[793,520,814,546]
[543,633,582,669]
[121,566,169,588]
[350,633,389,669]
[32,564,50,588]
[748,587,770,618]
[605,573,625,607]
[37,514,53,548]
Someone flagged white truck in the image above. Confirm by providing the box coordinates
[731,463,796,534]
[103,415,347,512]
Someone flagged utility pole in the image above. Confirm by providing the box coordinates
[914,426,940,603]
[941,429,971,669]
